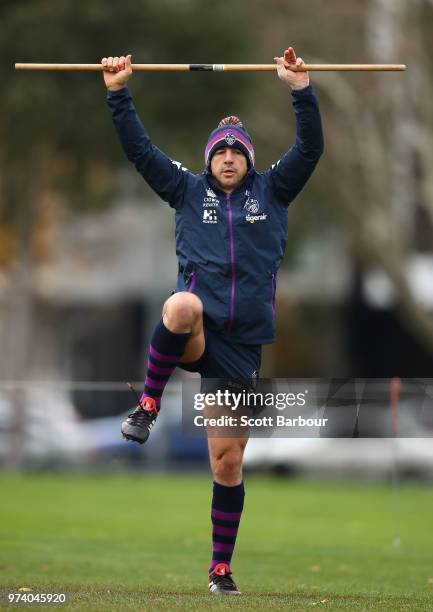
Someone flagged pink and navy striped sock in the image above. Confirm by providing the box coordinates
[210,481,245,571]
[141,319,191,411]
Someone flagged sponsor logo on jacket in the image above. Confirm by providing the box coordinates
[245,213,268,223]
[203,187,220,208]
[244,197,267,223]
[203,209,218,224]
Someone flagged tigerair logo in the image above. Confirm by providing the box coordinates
[246,213,268,224]
[203,209,218,224]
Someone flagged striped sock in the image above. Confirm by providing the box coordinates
[141,319,190,411]
[210,481,245,571]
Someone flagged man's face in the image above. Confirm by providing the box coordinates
[210,147,248,194]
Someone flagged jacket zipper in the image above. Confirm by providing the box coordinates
[225,194,236,336]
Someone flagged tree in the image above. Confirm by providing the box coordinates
[248,0,433,354]
[0,0,254,466]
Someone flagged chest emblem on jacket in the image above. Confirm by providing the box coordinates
[244,197,267,223]
[244,198,260,214]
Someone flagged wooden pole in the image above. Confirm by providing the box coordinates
[14,63,407,72]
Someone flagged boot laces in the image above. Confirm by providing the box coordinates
[210,564,236,590]
[127,405,157,426]
[126,383,157,425]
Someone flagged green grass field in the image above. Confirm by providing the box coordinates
[0,474,433,611]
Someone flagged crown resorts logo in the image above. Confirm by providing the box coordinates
[203,187,220,208]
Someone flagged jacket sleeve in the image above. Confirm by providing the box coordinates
[265,85,324,205]
[107,87,187,208]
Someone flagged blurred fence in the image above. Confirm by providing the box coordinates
[1,379,433,480]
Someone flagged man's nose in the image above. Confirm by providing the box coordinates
[223,150,235,163]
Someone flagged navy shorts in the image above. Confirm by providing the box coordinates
[178,321,262,393]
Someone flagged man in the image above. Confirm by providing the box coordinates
[102,48,323,595]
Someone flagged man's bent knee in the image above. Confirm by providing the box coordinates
[163,292,203,333]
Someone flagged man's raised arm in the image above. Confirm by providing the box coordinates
[265,47,324,205]
[102,55,186,208]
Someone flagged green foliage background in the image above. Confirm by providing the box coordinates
[1,0,254,214]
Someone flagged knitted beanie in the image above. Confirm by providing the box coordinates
[205,116,255,168]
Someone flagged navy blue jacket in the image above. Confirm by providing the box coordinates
[107,85,324,345]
